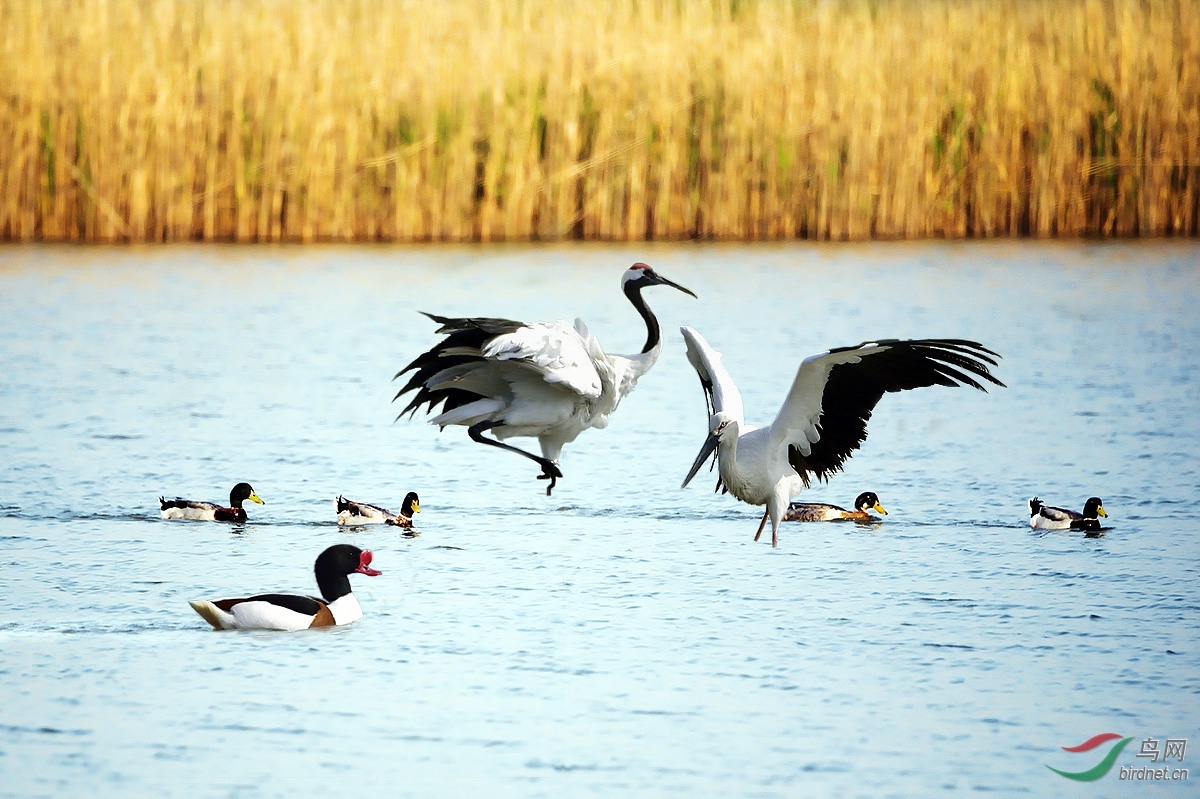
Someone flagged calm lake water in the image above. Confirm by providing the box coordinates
[1,242,1197,797]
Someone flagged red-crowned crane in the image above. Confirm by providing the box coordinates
[680,327,1003,546]
[394,264,696,495]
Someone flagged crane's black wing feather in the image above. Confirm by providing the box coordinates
[393,313,525,419]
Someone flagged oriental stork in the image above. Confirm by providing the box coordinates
[394,264,696,494]
[680,327,1003,546]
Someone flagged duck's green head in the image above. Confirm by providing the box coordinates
[230,482,265,508]
[1083,497,1106,519]
[856,491,887,515]
[402,491,420,516]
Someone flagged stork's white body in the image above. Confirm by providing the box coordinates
[713,424,806,519]
[684,328,871,540]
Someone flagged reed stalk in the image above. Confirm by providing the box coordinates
[1,0,1196,242]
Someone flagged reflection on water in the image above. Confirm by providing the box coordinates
[1,242,1198,796]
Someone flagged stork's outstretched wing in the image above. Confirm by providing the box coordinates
[768,339,1004,484]
[680,327,745,425]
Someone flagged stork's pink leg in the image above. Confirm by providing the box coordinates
[753,509,769,542]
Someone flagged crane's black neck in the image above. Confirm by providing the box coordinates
[624,281,661,354]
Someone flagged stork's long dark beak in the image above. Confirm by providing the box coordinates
[681,432,719,488]
[651,271,697,298]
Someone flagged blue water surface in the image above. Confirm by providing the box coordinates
[0,241,1197,797]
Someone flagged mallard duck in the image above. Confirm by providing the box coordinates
[1028,497,1107,531]
[783,491,888,522]
[189,544,381,631]
[335,492,419,529]
[160,482,264,521]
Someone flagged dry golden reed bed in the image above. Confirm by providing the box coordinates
[2,0,1198,242]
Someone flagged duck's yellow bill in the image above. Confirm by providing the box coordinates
[248,492,265,505]
[874,502,888,515]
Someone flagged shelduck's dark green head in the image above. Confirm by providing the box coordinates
[230,482,265,508]
[1083,497,1107,519]
[855,492,887,515]
[401,492,420,516]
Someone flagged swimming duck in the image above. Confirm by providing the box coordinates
[335,492,420,529]
[1028,497,1107,531]
[189,544,382,631]
[160,482,264,521]
[784,491,888,522]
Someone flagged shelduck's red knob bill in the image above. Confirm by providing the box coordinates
[356,549,382,576]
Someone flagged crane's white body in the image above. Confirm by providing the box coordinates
[425,319,656,463]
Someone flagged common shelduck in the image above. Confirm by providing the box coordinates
[160,482,264,521]
[189,544,381,631]
[1028,497,1108,531]
[335,492,419,529]
[784,491,887,522]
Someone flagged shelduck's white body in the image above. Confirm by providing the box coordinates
[190,593,364,631]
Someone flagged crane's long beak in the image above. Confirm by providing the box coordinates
[681,432,719,488]
[657,274,697,298]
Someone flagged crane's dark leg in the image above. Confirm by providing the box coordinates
[468,421,563,495]
[753,509,769,542]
